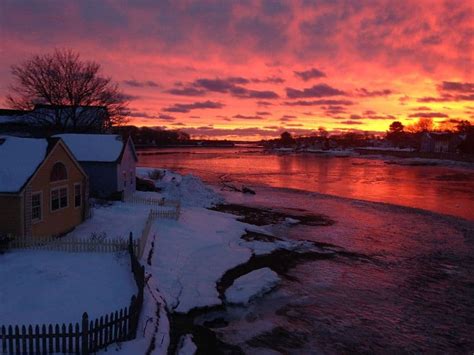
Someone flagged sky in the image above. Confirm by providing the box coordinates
[0,0,473,140]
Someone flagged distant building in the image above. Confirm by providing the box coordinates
[0,136,89,237]
[32,104,109,132]
[55,134,137,200]
[420,132,464,153]
[0,104,110,136]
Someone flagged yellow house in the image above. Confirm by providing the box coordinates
[0,136,88,237]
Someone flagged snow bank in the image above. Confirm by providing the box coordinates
[177,334,197,355]
[225,268,280,305]
[135,168,305,313]
[0,136,48,192]
[136,168,224,208]
[149,207,252,312]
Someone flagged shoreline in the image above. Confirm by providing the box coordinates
[133,167,474,353]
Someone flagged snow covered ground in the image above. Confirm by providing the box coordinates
[65,201,151,241]
[0,167,309,353]
[133,168,304,314]
[225,268,280,305]
[0,250,135,325]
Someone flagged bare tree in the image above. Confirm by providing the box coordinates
[406,117,434,133]
[6,49,129,132]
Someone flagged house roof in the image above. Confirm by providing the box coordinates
[54,134,128,162]
[0,136,48,192]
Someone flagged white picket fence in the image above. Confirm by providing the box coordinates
[5,235,136,254]
[125,196,181,220]
[136,210,153,259]
[125,196,179,208]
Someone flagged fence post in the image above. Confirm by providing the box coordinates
[81,312,89,355]
[129,295,137,339]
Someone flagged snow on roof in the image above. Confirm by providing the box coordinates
[0,136,48,192]
[54,134,124,162]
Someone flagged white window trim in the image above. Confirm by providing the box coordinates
[50,185,68,213]
[31,191,43,224]
[74,183,82,209]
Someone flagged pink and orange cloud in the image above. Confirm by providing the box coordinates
[0,0,472,140]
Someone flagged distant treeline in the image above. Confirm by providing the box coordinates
[113,125,190,146]
[113,125,235,147]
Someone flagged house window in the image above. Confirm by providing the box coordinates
[123,171,127,187]
[51,186,68,211]
[50,162,67,182]
[130,170,134,185]
[74,183,81,208]
[32,192,42,222]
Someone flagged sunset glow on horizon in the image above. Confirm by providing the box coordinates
[1,0,473,140]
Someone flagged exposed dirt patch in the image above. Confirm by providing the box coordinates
[217,249,336,295]
[210,203,335,227]
[241,230,283,243]
[168,311,243,355]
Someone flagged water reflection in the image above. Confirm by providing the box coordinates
[138,147,474,220]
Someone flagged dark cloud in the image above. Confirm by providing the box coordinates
[439,81,474,93]
[183,127,279,138]
[411,106,431,111]
[294,68,326,81]
[257,101,274,106]
[280,115,296,122]
[365,114,396,120]
[350,114,363,120]
[123,80,159,88]
[233,88,279,99]
[163,100,224,113]
[286,83,345,99]
[356,88,393,97]
[408,112,449,118]
[340,120,363,125]
[120,93,141,101]
[283,99,353,106]
[128,111,158,119]
[158,114,176,120]
[166,87,206,96]
[128,110,175,120]
[323,105,348,116]
[251,76,285,84]
[256,111,271,116]
[167,77,279,99]
[418,81,474,102]
[232,114,264,120]
[421,34,442,45]
[417,94,474,102]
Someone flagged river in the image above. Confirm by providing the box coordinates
[138,146,474,354]
[138,146,474,221]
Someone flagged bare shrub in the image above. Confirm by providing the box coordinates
[147,169,165,180]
